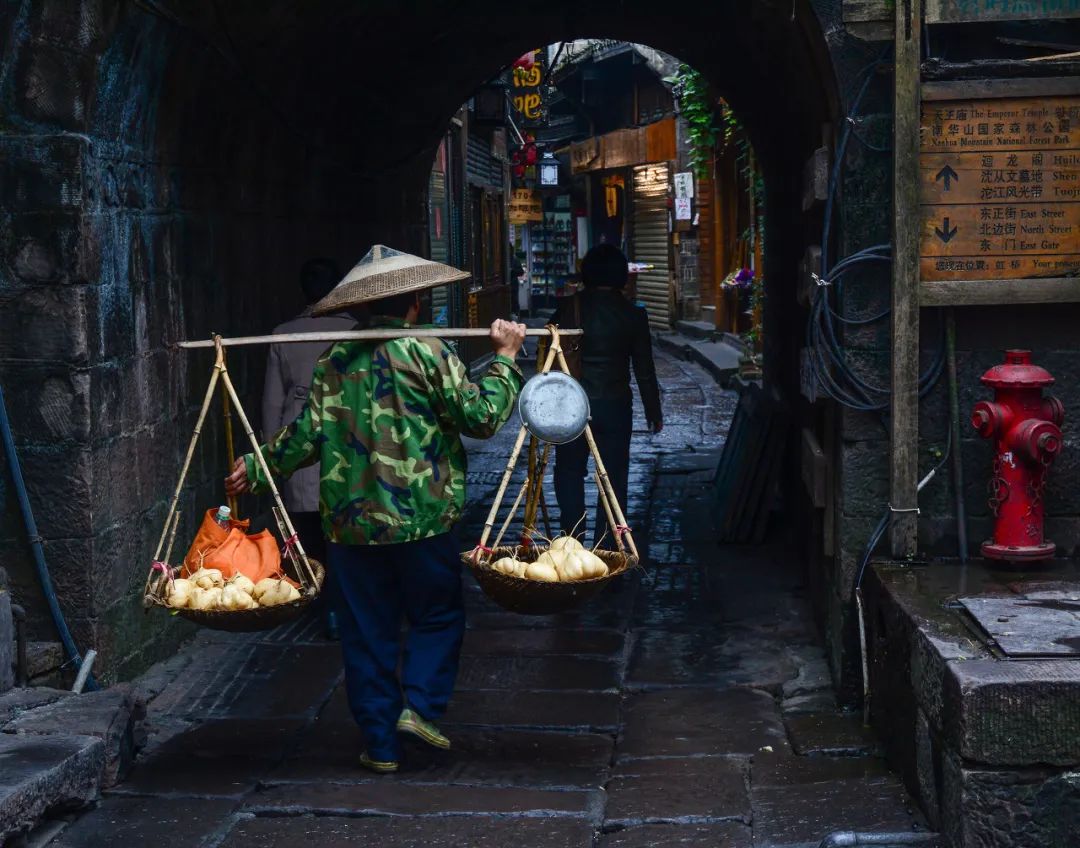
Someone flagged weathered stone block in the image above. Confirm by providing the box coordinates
[619,688,788,759]
[0,591,12,693]
[28,0,119,52]
[605,756,750,824]
[5,684,145,787]
[0,284,95,363]
[915,708,942,829]
[0,364,90,446]
[0,137,86,214]
[6,445,93,539]
[1,210,99,286]
[0,733,103,841]
[942,752,1080,848]
[944,659,1080,768]
[0,688,71,726]
[839,441,888,517]
[14,43,96,130]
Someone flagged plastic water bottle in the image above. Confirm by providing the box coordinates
[214,505,231,529]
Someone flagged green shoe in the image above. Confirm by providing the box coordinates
[397,707,451,750]
[359,752,399,774]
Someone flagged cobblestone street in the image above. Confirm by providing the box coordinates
[39,349,929,848]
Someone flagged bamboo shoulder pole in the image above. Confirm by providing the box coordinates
[179,327,582,349]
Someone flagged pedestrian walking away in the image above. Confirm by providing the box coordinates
[262,257,355,640]
[551,244,662,547]
[226,246,527,773]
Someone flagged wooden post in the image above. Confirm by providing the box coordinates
[890,0,922,557]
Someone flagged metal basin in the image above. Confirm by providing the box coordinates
[517,371,590,444]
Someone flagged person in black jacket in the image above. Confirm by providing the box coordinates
[553,244,662,547]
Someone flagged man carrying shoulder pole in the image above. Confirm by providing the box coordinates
[226,246,526,773]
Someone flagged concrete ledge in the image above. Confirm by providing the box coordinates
[0,733,104,841]
[5,684,145,787]
[944,659,1080,767]
[865,561,1080,846]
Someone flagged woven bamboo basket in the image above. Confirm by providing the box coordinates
[142,336,324,633]
[148,559,326,633]
[465,546,636,616]
[463,325,641,616]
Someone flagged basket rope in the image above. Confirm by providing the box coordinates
[473,324,639,564]
[143,336,318,610]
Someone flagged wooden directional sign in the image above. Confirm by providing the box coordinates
[926,0,1080,23]
[920,93,1080,282]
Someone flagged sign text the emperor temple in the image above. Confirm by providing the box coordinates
[920,95,1080,281]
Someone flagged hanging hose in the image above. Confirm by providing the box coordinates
[945,309,968,563]
[0,385,97,692]
[817,832,939,847]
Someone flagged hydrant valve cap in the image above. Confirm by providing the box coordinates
[980,350,1055,389]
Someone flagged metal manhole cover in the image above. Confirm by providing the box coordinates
[959,594,1080,657]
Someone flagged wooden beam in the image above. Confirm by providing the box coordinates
[890,0,922,558]
[920,277,1080,306]
[177,327,581,349]
[922,76,1080,100]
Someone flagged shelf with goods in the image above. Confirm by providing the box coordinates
[528,210,575,303]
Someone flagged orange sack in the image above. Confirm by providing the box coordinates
[182,509,283,584]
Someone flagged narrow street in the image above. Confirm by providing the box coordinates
[37,348,928,848]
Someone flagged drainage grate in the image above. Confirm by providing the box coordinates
[959,593,1080,657]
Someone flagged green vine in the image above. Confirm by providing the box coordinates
[675,64,718,180]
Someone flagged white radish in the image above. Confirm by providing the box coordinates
[167,578,194,609]
[190,568,224,590]
[221,584,255,611]
[229,574,256,595]
[524,561,559,582]
[260,580,301,607]
[253,577,280,602]
[577,549,609,579]
[191,587,223,611]
[550,535,584,553]
[555,551,586,582]
[492,556,518,575]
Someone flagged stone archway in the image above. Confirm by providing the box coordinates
[0,0,848,680]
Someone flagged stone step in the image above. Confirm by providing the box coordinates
[674,319,717,341]
[655,333,745,386]
[4,685,145,788]
[0,733,104,842]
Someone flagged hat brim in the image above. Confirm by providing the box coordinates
[311,262,471,315]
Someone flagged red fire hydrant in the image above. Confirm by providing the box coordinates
[971,350,1064,562]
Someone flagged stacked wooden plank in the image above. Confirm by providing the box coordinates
[712,384,789,543]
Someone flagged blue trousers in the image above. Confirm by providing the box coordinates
[327,532,465,761]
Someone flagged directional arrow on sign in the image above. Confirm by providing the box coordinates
[935,164,959,192]
[935,217,958,244]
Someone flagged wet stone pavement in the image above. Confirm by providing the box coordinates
[42,349,932,847]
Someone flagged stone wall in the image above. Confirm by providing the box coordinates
[0,0,396,679]
[10,0,1076,701]
[0,0,845,682]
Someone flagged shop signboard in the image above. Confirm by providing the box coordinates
[920,92,1080,282]
[674,172,694,200]
[508,188,543,224]
[511,50,545,126]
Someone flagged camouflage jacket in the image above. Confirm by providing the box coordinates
[243,319,524,545]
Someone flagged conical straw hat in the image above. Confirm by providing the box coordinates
[311,245,471,315]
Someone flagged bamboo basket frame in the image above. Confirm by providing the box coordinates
[465,326,639,613]
[142,337,322,630]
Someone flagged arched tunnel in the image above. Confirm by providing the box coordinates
[1,0,857,679]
